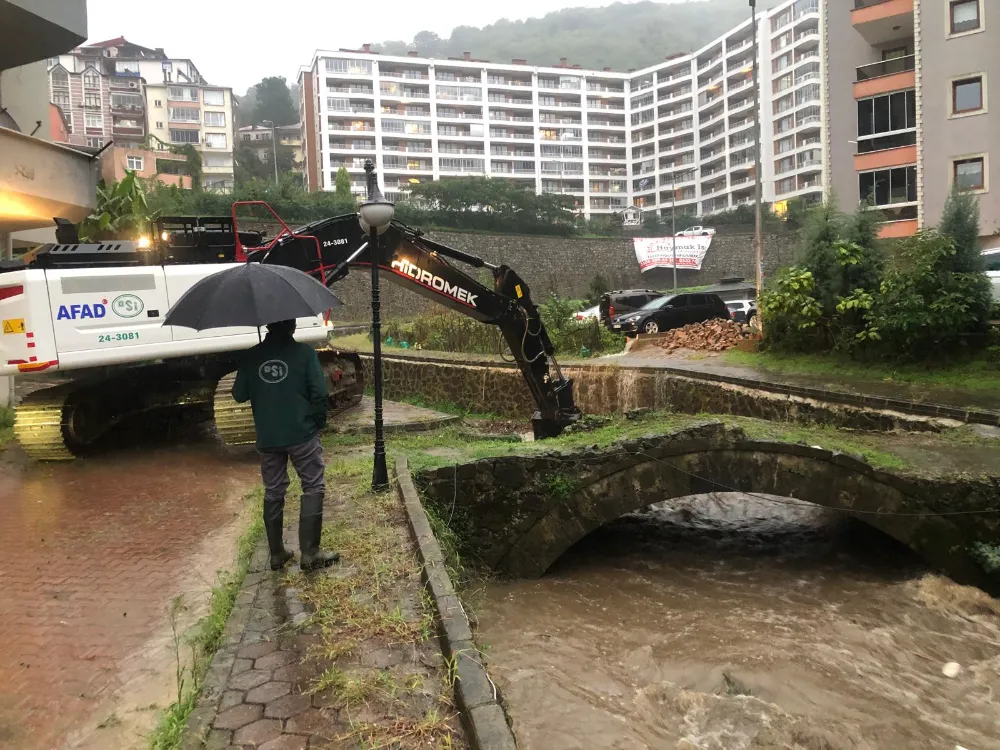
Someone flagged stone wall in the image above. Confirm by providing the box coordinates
[358,355,950,433]
[413,423,1000,591]
[248,221,796,321]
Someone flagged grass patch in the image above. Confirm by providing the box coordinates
[291,462,459,747]
[147,488,265,750]
[0,406,14,449]
[385,411,914,472]
[724,349,1000,397]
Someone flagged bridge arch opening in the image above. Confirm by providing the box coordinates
[496,446,980,585]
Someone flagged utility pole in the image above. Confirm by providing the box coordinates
[262,119,279,184]
[750,0,764,329]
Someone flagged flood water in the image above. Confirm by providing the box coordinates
[478,494,1000,750]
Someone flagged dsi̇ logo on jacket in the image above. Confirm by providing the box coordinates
[258,359,289,384]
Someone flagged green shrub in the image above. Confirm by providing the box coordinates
[864,230,992,360]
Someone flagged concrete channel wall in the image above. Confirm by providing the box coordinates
[356,354,958,433]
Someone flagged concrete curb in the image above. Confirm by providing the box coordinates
[395,456,517,750]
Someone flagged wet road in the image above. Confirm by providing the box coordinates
[479,494,1000,750]
[0,433,258,749]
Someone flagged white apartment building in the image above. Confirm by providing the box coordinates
[297,0,822,220]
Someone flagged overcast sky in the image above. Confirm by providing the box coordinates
[84,0,669,93]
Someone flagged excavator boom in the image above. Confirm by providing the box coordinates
[250,214,581,437]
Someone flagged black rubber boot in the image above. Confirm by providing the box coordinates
[263,499,294,571]
[299,491,340,572]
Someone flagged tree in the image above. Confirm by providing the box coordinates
[939,188,983,274]
[334,167,352,201]
[78,171,158,241]
[234,143,297,185]
[246,77,297,127]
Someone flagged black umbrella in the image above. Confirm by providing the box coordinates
[163,262,343,331]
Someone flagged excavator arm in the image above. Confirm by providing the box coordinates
[249,214,581,438]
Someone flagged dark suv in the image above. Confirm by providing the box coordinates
[610,292,729,335]
[598,289,664,328]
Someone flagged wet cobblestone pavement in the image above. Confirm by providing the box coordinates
[0,442,259,749]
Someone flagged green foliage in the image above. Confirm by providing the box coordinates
[78,171,159,242]
[243,76,297,127]
[586,274,610,305]
[334,166,353,201]
[758,267,824,351]
[865,230,992,360]
[145,177,357,224]
[939,188,984,274]
[402,176,576,235]
[375,0,755,73]
[234,142,297,185]
[381,296,624,358]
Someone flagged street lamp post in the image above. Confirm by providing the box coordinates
[261,119,279,184]
[750,0,765,320]
[359,160,395,492]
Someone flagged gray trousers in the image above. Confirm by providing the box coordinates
[259,435,325,525]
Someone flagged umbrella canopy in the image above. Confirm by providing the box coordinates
[163,263,343,330]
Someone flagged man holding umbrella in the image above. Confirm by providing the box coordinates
[164,260,347,572]
[233,319,340,571]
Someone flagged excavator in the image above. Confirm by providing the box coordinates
[0,205,580,460]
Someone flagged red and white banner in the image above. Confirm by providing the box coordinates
[633,236,714,272]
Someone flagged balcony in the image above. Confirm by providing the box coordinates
[854,55,915,98]
[851,0,914,46]
[0,128,96,233]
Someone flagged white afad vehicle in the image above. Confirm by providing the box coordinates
[0,216,362,460]
[676,225,716,237]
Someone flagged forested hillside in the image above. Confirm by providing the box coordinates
[375,0,763,72]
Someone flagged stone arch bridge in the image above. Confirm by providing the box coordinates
[414,424,1000,592]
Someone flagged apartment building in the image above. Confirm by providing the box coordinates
[297,0,822,220]
[47,38,236,192]
[826,0,997,246]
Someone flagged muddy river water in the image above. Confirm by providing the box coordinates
[478,495,1000,750]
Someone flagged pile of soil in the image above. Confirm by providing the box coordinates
[628,319,754,354]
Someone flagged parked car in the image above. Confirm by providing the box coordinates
[611,292,730,335]
[574,304,601,322]
[598,289,664,328]
[676,225,716,237]
[726,300,757,324]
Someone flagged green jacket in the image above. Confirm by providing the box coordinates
[232,334,328,450]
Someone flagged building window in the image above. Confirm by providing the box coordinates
[51,68,69,88]
[203,89,225,106]
[127,155,144,171]
[859,166,917,206]
[950,0,981,34]
[169,129,200,144]
[169,107,200,122]
[204,111,226,127]
[155,121,163,129]
[83,70,100,89]
[952,76,984,114]
[52,91,70,108]
[954,157,985,191]
[168,86,198,102]
[115,61,139,75]
[47,57,59,68]
[154,99,163,108]
[86,137,104,148]
[84,93,101,108]
[324,58,372,75]
[85,113,103,130]
[205,132,228,149]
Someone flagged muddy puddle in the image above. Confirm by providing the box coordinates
[478,494,1000,750]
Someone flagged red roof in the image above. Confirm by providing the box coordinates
[89,36,127,47]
